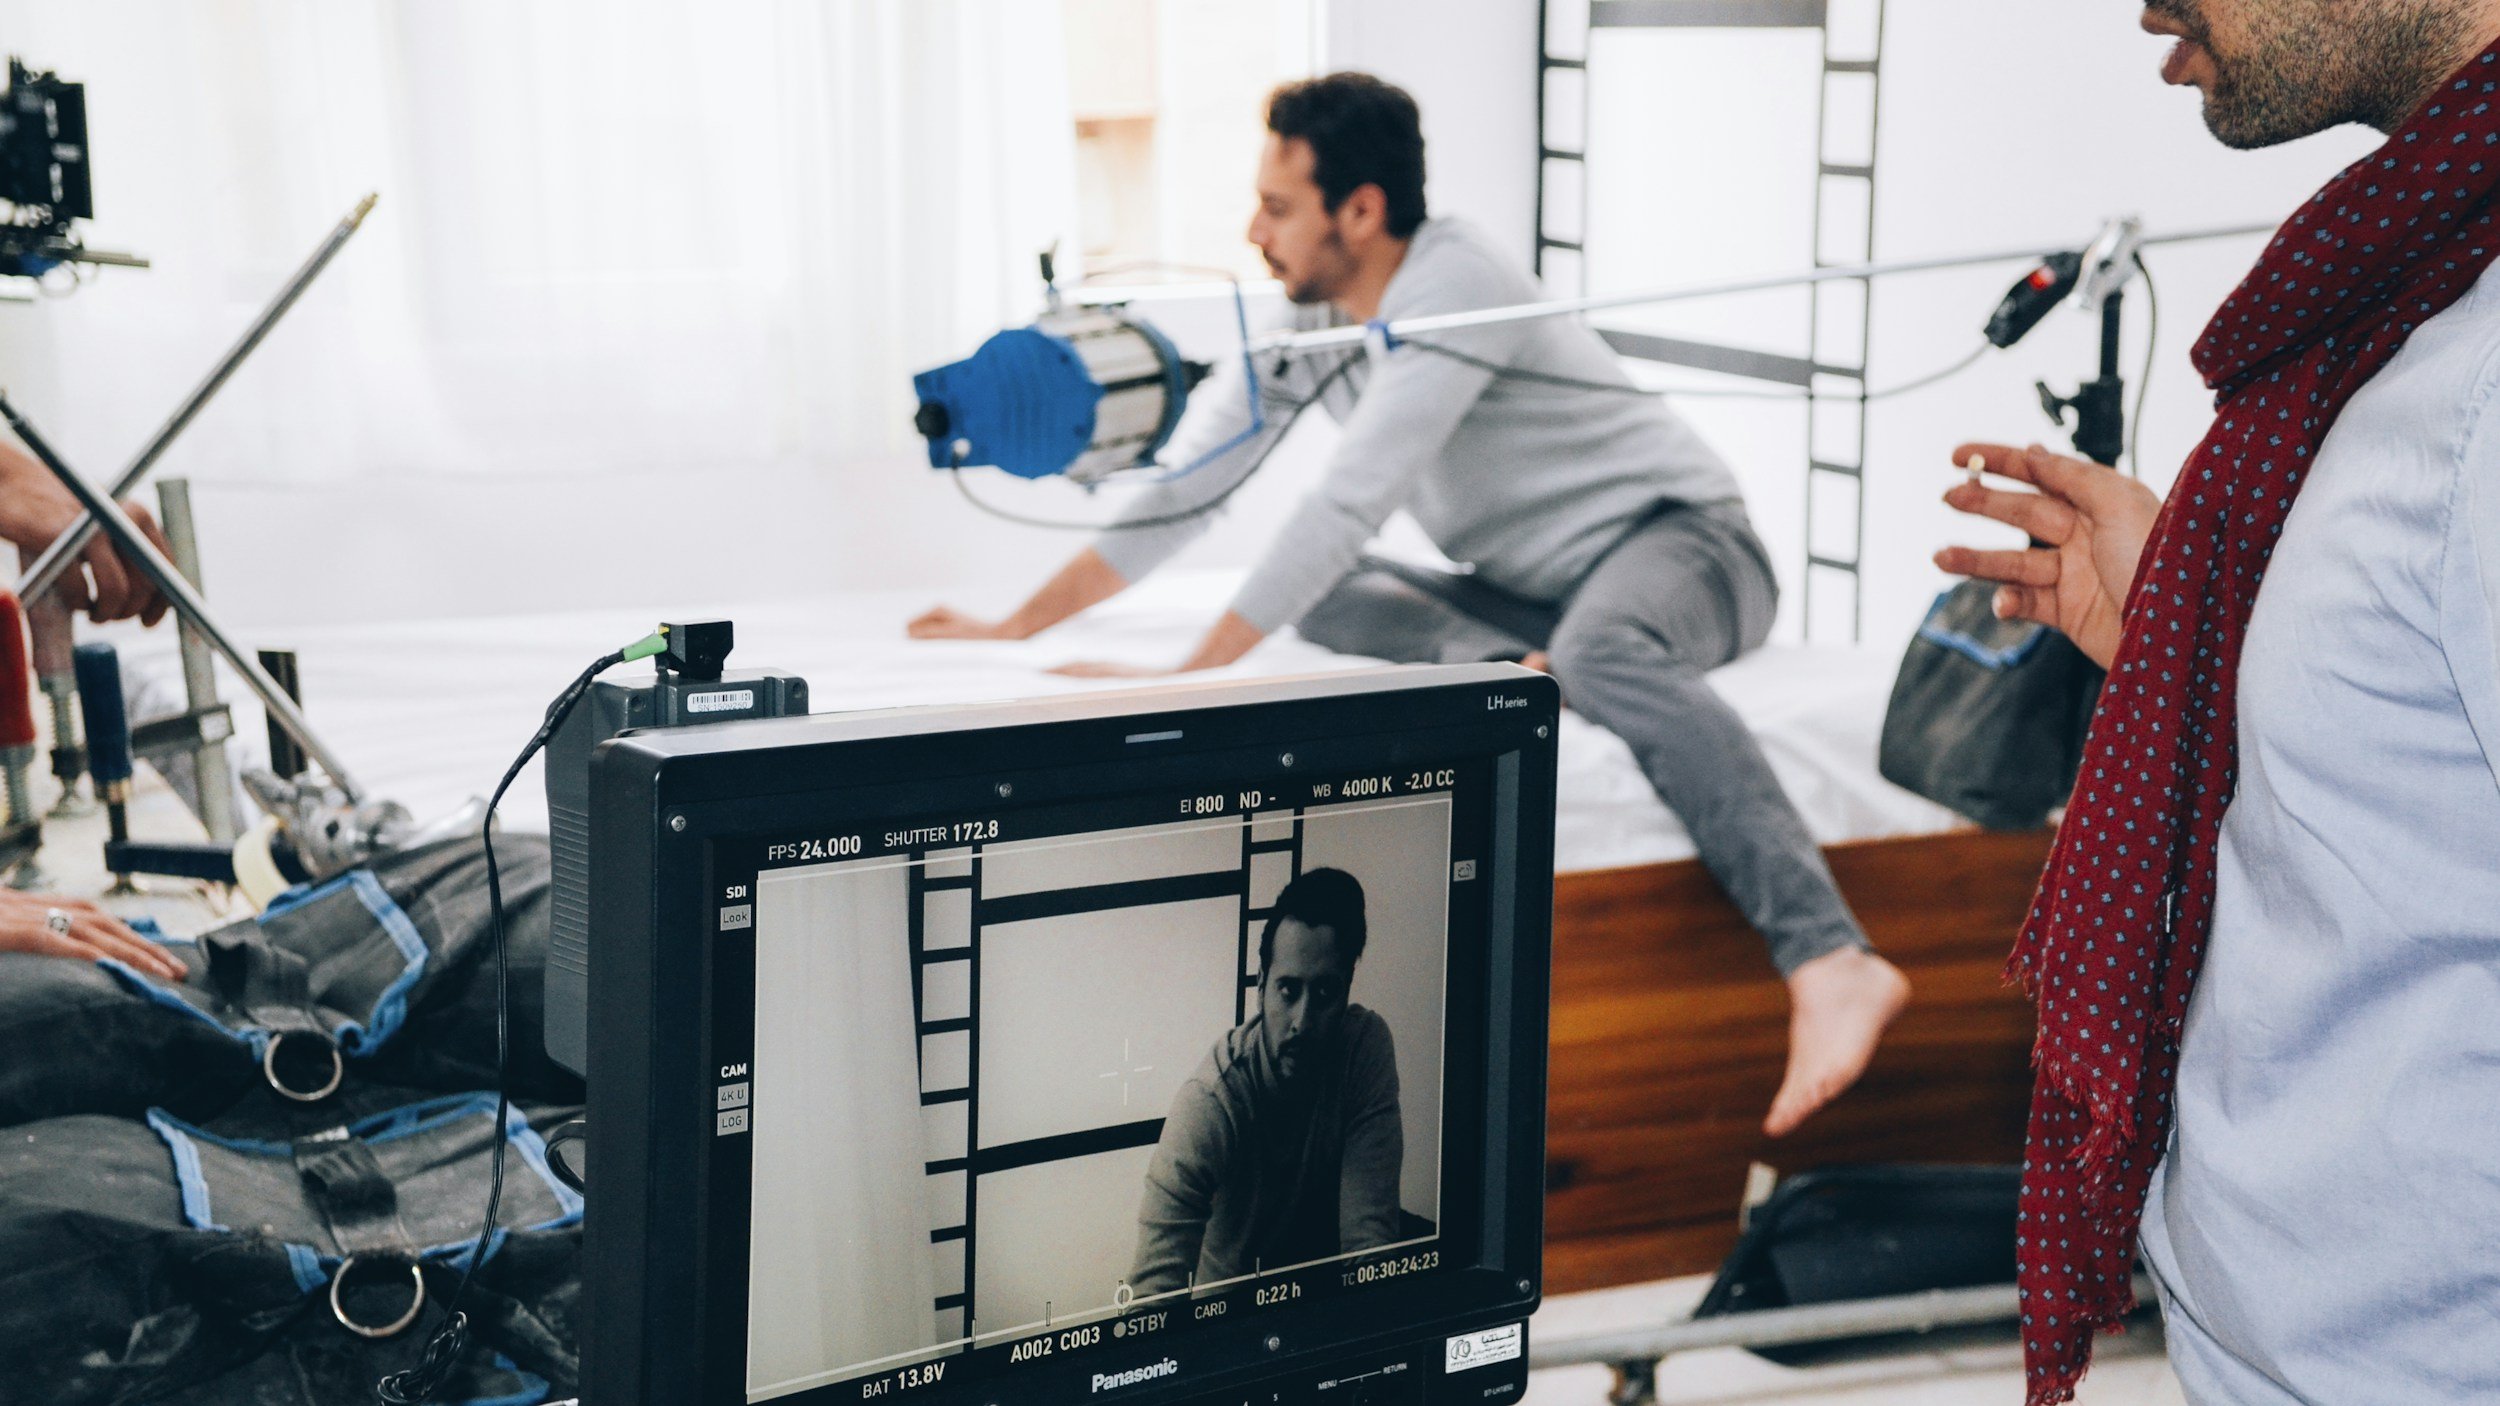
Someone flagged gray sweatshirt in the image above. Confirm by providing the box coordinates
[1128,1005,1403,1296]
[1093,216,1743,632]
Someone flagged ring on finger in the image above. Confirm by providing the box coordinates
[45,907,72,937]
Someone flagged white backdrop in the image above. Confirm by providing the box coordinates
[0,0,1086,627]
[1526,1,2380,651]
[926,0,2385,656]
[1,2,2385,651]
[1850,1,2377,650]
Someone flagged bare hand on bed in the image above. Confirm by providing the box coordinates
[1050,611,1263,680]
[0,890,188,981]
[1932,442,2160,671]
[907,605,1027,641]
[1048,659,1170,679]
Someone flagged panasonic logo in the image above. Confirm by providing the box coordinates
[1091,1359,1179,1394]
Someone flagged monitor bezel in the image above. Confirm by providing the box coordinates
[580,666,1558,1406]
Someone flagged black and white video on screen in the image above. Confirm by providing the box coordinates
[739,792,1457,1405]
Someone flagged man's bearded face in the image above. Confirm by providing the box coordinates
[2143,0,2478,148]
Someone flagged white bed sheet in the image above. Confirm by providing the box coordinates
[117,571,1962,874]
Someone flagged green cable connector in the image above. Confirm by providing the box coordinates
[621,630,669,664]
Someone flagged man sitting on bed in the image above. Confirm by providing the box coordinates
[909,71,1905,1137]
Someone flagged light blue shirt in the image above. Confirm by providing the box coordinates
[2138,261,2500,1403]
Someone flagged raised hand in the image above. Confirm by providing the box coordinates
[0,438,175,626]
[1933,442,2162,670]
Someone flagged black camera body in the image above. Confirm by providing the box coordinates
[542,620,809,1077]
[1,57,94,278]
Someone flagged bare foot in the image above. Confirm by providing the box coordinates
[1763,947,1911,1137]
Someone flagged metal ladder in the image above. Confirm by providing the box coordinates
[1534,0,1889,643]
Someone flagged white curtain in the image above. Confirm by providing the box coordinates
[0,0,1081,487]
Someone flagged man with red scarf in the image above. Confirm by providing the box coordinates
[1939,3,2500,1402]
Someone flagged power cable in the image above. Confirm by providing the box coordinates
[374,630,667,1405]
[1397,336,1992,403]
[2127,254,2158,477]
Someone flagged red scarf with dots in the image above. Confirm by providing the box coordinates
[2012,44,2500,1406]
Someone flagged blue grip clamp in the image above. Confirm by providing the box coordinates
[72,641,132,790]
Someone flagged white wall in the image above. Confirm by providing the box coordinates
[1522,1,2377,650]
[4,5,2386,650]
[1852,1,2376,651]
[0,0,1092,635]
[1044,0,1549,602]
[1091,0,2384,656]
[0,2,1542,639]
[1329,0,1542,264]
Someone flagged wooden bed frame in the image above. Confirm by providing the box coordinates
[1539,826,2055,1295]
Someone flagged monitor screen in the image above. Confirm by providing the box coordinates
[735,773,1479,1401]
[582,666,1555,1406]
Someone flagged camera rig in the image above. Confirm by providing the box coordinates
[2,57,146,282]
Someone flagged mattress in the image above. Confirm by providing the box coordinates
[115,571,1964,875]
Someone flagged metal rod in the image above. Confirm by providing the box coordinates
[156,478,239,843]
[0,394,363,802]
[1529,1274,2157,1369]
[15,193,378,603]
[1261,219,2276,355]
[60,247,150,270]
[259,650,305,781]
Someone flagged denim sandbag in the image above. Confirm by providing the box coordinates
[0,1090,583,1406]
[148,1092,583,1320]
[0,835,578,1128]
[1878,582,2105,831]
[114,868,439,1103]
[0,833,587,1405]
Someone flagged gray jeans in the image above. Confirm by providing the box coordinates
[1298,501,1867,975]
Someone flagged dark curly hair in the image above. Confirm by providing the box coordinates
[1266,72,1428,239]
[1258,867,1370,971]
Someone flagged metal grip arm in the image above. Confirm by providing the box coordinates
[14,193,377,603]
[0,393,363,802]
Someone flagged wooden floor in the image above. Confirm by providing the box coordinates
[1540,828,2055,1294]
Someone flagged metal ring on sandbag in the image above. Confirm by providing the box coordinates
[262,1028,345,1103]
[543,1118,588,1192]
[329,1254,426,1339]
